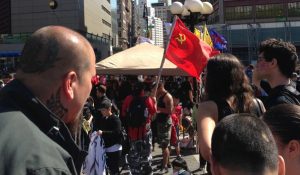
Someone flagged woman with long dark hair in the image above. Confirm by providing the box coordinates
[197,53,265,162]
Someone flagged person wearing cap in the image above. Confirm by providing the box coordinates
[97,99,122,175]
[91,84,118,131]
[254,38,299,109]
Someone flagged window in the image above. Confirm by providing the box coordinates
[102,5,111,15]
[288,2,300,17]
[256,4,284,19]
[102,19,112,28]
[225,6,252,20]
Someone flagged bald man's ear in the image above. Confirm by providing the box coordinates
[63,71,77,100]
[278,155,285,175]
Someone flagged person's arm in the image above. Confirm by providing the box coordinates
[157,93,173,114]
[101,116,122,137]
[146,96,157,115]
[121,96,131,118]
[197,101,218,162]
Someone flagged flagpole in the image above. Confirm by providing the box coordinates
[153,15,178,96]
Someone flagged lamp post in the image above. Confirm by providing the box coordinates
[170,0,214,171]
[49,0,58,10]
[170,0,213,32]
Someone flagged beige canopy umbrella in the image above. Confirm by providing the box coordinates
[96,43,189,76]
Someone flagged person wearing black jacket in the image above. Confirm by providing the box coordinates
[254,38,299,109]
[0,26,96,174]
[97,99,123,175]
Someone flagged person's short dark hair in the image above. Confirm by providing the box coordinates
[212,113,278,174]
[172,157,188,171]
[263,104,300,144]
[99,99,112,109]
[144,81,155,92]
[259,38,298,78]
[132,81,145,96]
[83,103,91,119]
[247,64,254,70]
[96,84,106,94]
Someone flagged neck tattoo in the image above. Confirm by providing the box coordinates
[46,88,68,119]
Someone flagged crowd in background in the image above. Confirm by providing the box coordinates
[1,24,300,175]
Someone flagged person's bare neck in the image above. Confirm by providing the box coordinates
[267,72,290,88]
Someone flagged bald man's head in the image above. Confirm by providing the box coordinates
[15,26,96,126]
[18,26,93,81]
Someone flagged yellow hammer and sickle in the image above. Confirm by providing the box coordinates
[175,33,186,45]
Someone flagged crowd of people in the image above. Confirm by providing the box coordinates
[0,25,300,175]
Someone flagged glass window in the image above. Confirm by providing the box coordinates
[256,3,284,19]
[225,6,252,20]
[288,2,300,17]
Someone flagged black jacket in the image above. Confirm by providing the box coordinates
[98,114,122,148]
[265,84,300,110]
[0,80,86,174]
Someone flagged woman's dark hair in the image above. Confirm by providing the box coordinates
[263,104,300,144]
[205,53,254,113]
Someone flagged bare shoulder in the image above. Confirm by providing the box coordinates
[165,92,173,99]
[197,101,218,121]
[163,92,173,102]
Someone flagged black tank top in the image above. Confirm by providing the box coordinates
[156,92,169,122]
[212,99,234,122]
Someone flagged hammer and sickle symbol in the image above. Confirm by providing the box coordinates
[175,33,186,45]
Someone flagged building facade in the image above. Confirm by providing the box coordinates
[0,0,113,62]
[209,0,300,64]
[149,17,164,47]
[151,2,171,47]
[117,0,133,49]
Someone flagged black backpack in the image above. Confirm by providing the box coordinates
[126,96,148,127]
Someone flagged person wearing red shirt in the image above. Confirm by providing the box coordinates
[121,82,156,175]
[170,94,182,158]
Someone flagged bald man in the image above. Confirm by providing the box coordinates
[0,26,96,175]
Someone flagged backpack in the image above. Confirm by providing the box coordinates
[126,96,148,128]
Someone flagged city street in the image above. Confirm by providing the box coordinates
[120,133,208,175]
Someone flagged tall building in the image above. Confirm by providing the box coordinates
[209,0,300,64]
[151,2,171,47]
[0,0,113,61]
[111,0,119,47]
[149,17,164,47]
[117,0,133,49]
[136,0,150,38]
[152,2,170,22]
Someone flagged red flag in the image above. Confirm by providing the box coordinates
[165,18,220,79]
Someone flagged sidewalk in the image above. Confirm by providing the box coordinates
[120,134,208,175]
